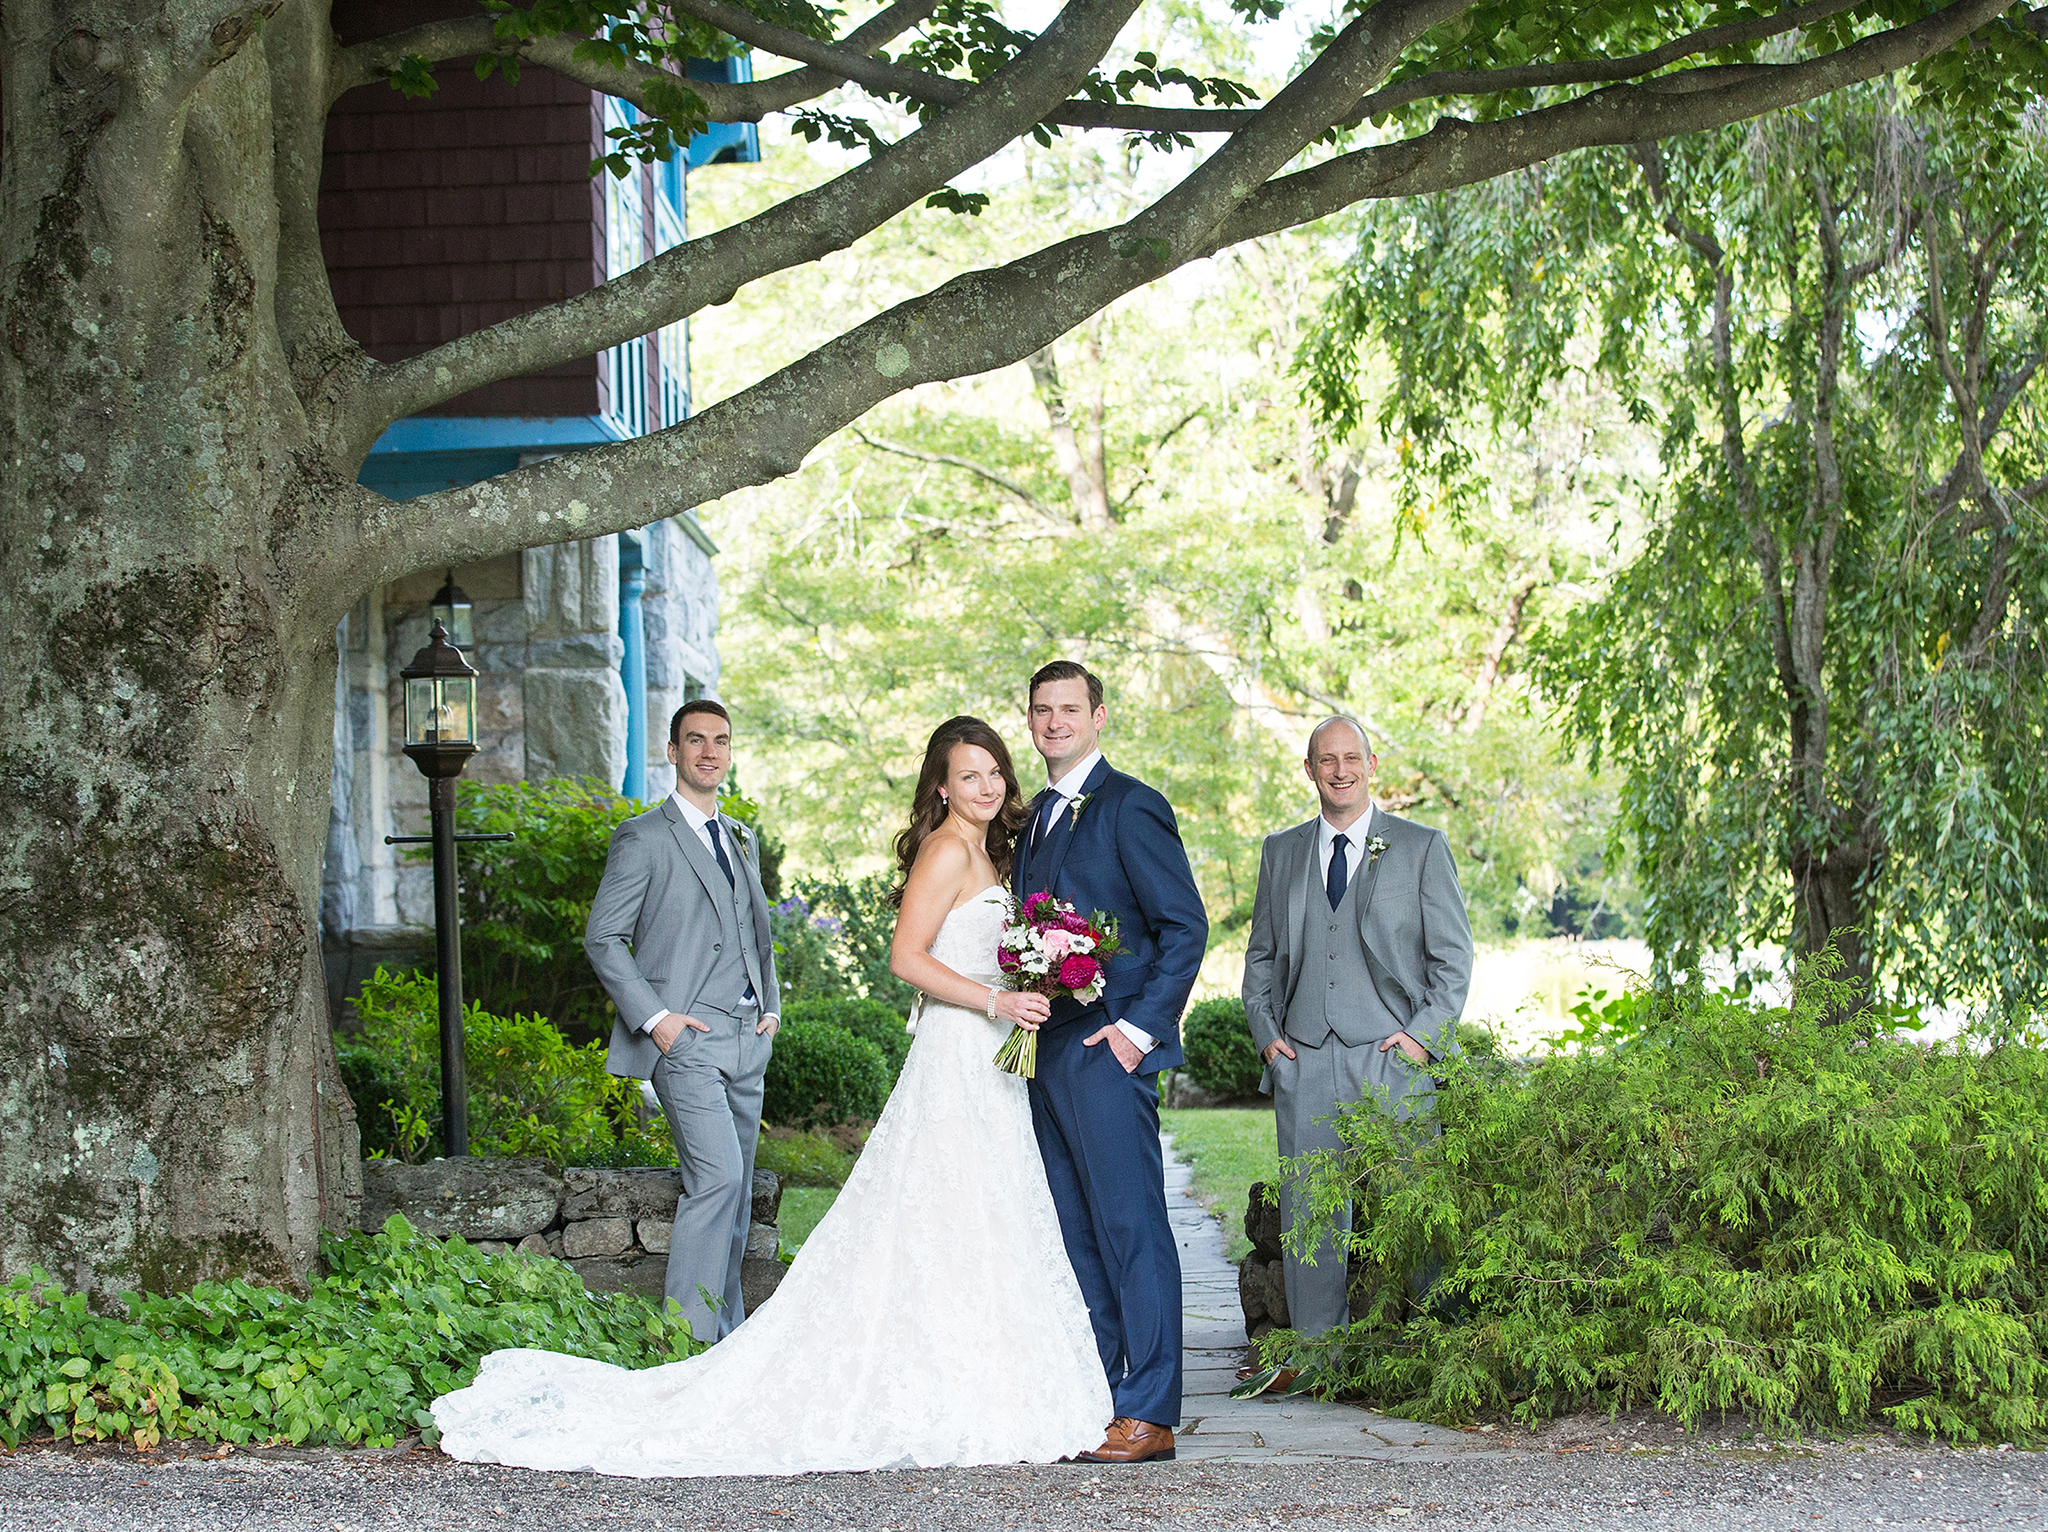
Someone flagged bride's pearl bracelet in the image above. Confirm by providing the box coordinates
[986,986,999,1019]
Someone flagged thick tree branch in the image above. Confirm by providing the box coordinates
[326,0,2009,606]
[345,0,1149,455]
[1199,0,2013,248]
[339,0,1463,586]
[673,0,1872,134]
[329,0,939,119]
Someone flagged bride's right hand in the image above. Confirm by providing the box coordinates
[993,989,1051,1030]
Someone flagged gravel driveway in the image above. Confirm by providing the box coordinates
[2,1433,2041,1532]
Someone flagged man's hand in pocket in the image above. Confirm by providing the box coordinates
[651,1012,710,1054]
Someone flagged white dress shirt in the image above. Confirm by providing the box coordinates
[1035,749,1154,1055]
[643,790,775,1033]
[1317,803,1375,888]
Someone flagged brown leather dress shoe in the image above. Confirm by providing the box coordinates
[1078,1417,1176,1463]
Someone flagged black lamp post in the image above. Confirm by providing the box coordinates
[390,619,502,1158]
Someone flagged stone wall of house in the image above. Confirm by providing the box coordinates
[360,1157,788,1316]
[321,513,721,1023]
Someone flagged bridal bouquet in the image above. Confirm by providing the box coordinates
[990,892,1124,1079]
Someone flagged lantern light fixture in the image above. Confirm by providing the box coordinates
[401,619,479,774]
[430,569,475,650]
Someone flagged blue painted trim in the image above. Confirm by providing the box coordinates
[686,52,762,168]
[365,415,629,456]
[618,532,649,801]
[687,121,759,168]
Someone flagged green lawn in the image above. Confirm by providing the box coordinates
[778,1185,839,1250]
[762,1109,1280,1261]
[1160,1107,1278,1262]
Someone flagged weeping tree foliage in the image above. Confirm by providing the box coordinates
[1302,80,2048,1020]
[3,0,2044,1295]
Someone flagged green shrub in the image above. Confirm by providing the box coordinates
[768,893,855,1001]
[781,995,913,1081]
[1181,996,1264,1098]
[762,1016,890,1128]
[754,1128,857,1188]
[1272,957,2048,1442]
[0,1216,698,1451]
[450,777,640,1043]
[336,968,671,1166]
[793,873,919,1014]
[449,775,781,1043]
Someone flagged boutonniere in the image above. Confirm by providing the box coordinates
[1068,792,1094,829]
[727,820,751,853]
[1366,834,1389,865]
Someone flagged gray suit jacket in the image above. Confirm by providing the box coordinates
[585,797,783,1081]
[1241,808,1473,1061]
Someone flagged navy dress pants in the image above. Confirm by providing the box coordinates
[1028,1013,1183,1428]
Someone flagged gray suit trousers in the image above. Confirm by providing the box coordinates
[649,1007,769,1342]
[1270,1034,1434,1338]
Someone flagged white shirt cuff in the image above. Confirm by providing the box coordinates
[641,1009,668,1033]
[1113,1019,1157,1053]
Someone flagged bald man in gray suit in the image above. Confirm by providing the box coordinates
[1241,717,1472,1352]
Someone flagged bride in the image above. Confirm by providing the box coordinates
[431,716,1113,1476]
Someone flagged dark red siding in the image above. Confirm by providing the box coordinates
[321,1,604,417]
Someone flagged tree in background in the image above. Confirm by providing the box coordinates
[4,0,2039,1293]
[698,129,1636,940]
[1304,84,2047,1020]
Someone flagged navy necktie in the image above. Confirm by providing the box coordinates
[1327,833,1349,910]
[1034,794,1062,847]
[707,818,737,888]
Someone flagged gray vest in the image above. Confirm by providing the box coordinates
[1285,853,1396,1047]
[699,822,765,1018]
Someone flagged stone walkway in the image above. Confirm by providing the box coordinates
[1162,1135,1496,1464]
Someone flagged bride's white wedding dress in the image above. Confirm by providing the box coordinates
[432,886,1112,1477]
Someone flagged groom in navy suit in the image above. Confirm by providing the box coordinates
[1012,661,1208,1464]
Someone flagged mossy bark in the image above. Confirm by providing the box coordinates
[0,5,360,1295]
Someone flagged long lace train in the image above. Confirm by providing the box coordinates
[431,887,1112,1476]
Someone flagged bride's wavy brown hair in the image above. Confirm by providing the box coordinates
[890,716,1028,907]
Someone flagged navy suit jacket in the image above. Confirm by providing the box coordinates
[1011,756,1208,1077]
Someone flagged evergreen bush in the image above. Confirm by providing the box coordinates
[1272,959,2048,1442]
[337,968,671,1166]
[761,1016,890,1128]
[0,1217,696,1450]
[1181,996,1265,1098]
[781,995,913,1081]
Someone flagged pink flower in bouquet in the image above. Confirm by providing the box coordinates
[1057,912,1090,935]
[1042,928,1075,960]
[997,947,1022,974]
[1057,954,1101,990]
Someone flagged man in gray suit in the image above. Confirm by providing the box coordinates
[585,698,781,1341]
[1241,716,1472,1355]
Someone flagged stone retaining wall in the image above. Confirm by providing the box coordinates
[359,1157,789,1315]
[1236,1179,1367,1340]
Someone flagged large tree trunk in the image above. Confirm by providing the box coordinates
[0,11,360,1296]
[1789,833,1878,997]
